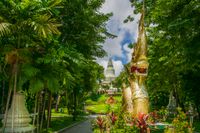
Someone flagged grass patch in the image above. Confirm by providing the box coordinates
[113,95,122,102]
[85,99,98,105]
[86,103,120,114]
[86,104,109,114]
[50,108,69,117]
[86,94,122,105]
[45,116,86,133]
[98,95,108,103]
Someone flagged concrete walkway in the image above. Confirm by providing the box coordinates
[59,119,92,133]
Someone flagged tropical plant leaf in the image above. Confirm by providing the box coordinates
[46,76,60,93]
[0,22,11,37]
[28,14,61,38]
[29,78,44,93]
[21,64,40,78]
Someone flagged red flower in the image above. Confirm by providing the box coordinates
[109,112,117,125]
[137,113,149,130]
[96,116,104,129]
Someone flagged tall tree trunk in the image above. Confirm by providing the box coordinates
[3,62,18,133]
[1,80,5,113]
[55,95,61,112]
[47,91,52,129]
[37,91,45,132]
[0,84,1,113]
[40,89,47,132]
[174,85,185,111]
[36,92,41,133]
[73,88,77,121]
[33,93,38,126]
[2,81,12,133]
[12,62,18,132]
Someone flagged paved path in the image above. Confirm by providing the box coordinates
[60,119,93,133]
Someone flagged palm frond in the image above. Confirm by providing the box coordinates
[29,78,44,93]
[46,76,60,93]
[47,0,63,8]
[0,22,11,37]
[61,47,85,64]
[27,14,61,38]
[21,64,40,78]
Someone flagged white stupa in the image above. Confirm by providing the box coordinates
[103,58,116,84]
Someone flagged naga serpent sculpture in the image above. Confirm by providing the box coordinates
[130,6,149,117]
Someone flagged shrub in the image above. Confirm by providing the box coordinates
[172,107,190,132]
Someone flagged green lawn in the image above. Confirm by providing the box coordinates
[50,108,69,117]
[86,104,120,114]
[86,94,122,104]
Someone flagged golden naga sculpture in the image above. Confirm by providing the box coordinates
[130,6,149,117]
[122,83,134,113]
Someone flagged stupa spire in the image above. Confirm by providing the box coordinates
[107,58,114,68]
[106,58,115,77]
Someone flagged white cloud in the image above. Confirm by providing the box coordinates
[102,31,125,57]
[97,0,140,76]
[113,60,124,76]
[96,59,107,72]
[123,43,133,62]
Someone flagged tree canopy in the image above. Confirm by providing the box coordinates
[0,0,112,127]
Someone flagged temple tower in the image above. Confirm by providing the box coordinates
[104,58,116,83]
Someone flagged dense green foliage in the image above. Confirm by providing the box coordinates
[0,0,199,131]
[0,0,111,131]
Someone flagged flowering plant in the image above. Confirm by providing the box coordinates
[172,107,190,132]
[148,111,159,123]
[93,111,150,133]
[96,116,105,132]
[137,113,149,133]
[108,111,117,125]
[158,107,168,121]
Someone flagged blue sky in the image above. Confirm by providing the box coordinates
[97,0,140,76]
